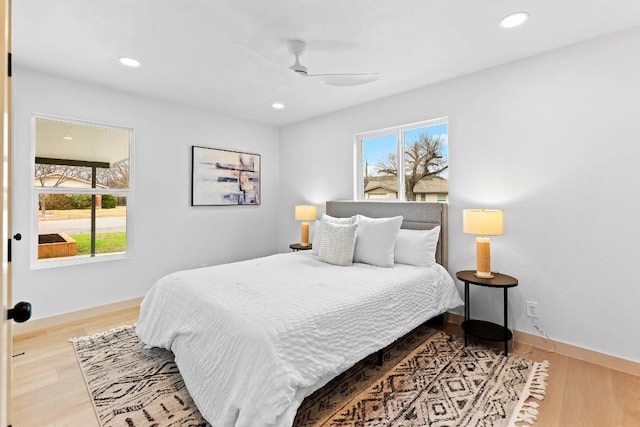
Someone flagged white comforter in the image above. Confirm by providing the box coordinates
[136,252,463,427]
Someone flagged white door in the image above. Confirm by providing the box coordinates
[1,0,11,425]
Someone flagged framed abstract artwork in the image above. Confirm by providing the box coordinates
[191,146,261,206]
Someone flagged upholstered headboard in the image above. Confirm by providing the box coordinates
[325,201,448,269]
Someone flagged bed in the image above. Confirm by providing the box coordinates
[136,201,463,427]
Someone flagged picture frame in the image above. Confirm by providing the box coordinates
[191,146,261,206]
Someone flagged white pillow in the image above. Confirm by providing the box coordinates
[318,222,358,266]
[394,227,440,267]
[311,214,356,255]
[353,215,403,268]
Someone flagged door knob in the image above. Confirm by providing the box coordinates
[8,301,31,323]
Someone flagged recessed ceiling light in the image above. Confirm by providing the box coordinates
[499,11,530,29]
[272,102,285,110]
[63,136,72,140]
[118,57,141,68]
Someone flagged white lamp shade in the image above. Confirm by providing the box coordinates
[463,209,504,236]
[294,205,317,221]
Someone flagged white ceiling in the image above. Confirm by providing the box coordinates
[13,1,640,127]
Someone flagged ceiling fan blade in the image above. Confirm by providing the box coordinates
[234,42,286,71]
[307,73,380,86]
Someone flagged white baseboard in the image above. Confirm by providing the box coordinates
[446,313,639,377]
[12,297,143,336]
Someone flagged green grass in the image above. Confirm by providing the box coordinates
[70,232,127,255]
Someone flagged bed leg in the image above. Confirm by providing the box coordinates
[377,349,383,366]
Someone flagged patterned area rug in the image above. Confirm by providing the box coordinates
[71,326,208,427]
[72,324,548,427]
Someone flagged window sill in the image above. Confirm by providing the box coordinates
[30,251,131,270]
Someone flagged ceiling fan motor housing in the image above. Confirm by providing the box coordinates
[287,39,308,75]
[287,39,306,56]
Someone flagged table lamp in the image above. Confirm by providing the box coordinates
[463,209,504,278]
[295,204,317,246]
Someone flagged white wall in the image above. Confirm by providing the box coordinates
[13,67,280,320]
[279,27,640,362]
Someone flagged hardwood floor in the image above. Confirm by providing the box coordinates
[11,307,139,427]
[10,307,640,427]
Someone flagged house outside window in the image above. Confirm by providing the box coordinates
[356,118,448,202]
[32,115,133,268]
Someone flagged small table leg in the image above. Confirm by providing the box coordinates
[503,287,508,356]
[464,282,469,346]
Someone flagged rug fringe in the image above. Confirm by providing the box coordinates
[69,324,136,343]
[508,359,550,426]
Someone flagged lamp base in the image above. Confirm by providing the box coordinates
[475,237,493,279]
[300,222,310,246]
[299,242,310,247]
[474,271,495,279]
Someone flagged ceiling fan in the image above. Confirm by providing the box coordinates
[285,39,379,86]
[239,38,380,87]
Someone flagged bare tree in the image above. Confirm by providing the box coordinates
[34,163,72,187]
[376,134,448,201]
[96,160,129,189]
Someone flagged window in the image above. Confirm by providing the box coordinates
[356,118,448,202]
[32,115,132,267]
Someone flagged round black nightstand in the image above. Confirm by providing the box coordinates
[456,270,518,356]
[289,243,312,252]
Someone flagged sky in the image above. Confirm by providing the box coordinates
[363,122,448,178]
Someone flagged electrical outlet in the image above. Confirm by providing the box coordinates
[526,301,538,318]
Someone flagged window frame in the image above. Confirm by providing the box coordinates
[354,117,448,202]
[30,114,134,269]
